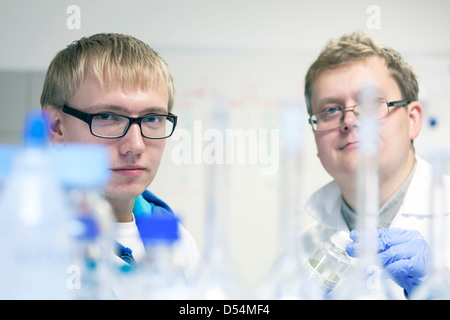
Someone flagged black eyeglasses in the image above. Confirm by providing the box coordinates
[308,99,409,132]
[61,105,177,139]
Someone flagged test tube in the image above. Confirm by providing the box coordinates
[256,100,320,299]
[194,95,245,299]
[334,85,393,299]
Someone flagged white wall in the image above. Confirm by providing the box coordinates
[1,0,449,293]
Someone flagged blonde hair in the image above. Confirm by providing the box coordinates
[304,31,418,115]
[40,33,175,111]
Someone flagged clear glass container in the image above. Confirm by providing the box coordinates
[305,231,352,296]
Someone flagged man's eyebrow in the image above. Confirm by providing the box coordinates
[316,96,343,106]
[313,97,345,112]
[86,105,168,114]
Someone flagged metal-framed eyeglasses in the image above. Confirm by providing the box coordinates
[308,98,410,132]
[61,105,177,139]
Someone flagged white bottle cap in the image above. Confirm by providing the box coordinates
[330,231,352,251]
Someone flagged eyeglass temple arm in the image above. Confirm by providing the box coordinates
[61,105,91,123]
[387,99,409,107]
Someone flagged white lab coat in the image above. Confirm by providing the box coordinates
[301,156,450,299]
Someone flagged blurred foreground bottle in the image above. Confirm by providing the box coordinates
[56,143,115,299]
[134,215,193,299]
[0,111,115,299]
[0,111,73,299]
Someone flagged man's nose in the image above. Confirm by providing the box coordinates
[118,123,145,155]
[340,108,359,132]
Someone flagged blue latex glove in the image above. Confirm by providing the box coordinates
[346,228,431,295]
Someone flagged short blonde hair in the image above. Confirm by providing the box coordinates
[40,33,175,111]
[304,31,418,115]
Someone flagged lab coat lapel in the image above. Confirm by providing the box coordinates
[303,180,348,230]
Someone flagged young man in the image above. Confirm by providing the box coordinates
[302,31,450,299]
[41,33,200,281]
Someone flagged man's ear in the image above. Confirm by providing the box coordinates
[42,105,64,143]
[407,101,423,141]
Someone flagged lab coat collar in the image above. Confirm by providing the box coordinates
[303,156,436,229]
[398,156,436,218]
[303,179,349,231]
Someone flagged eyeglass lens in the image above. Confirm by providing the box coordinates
[91,114,174,138]
[313,99,388,131]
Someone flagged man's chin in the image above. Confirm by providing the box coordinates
[104,185,147,201]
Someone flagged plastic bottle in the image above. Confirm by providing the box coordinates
[134,215,193,299]
[304,231,352,296]
[0,111,73,299]
[55,144,115,300]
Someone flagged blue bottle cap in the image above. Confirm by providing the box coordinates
[23,110,49,147]
[72,215,99,240]
[136,215,179,244]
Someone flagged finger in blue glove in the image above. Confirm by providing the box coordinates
[348,228,431,296]
[376,228,430,295]
[345,229,378,257]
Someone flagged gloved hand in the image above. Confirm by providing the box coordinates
[346,228,431,296]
